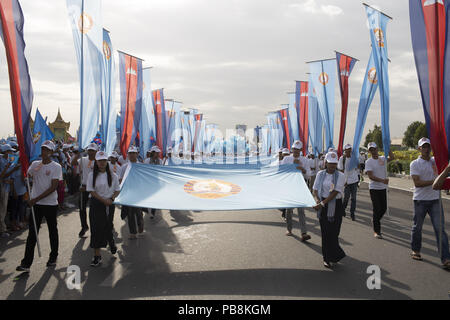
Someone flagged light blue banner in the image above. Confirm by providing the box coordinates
[140,68,155,157]
[366,5,391,157]
[288,93,300,142]
[66,0,103,149]
[101,29,116,155]
[308,59,336,150]
[116,163,316,210]
[349,52,379,170]
[308,73,323,156]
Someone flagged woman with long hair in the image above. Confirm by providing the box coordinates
[312,152,346,268]
[87,151,121,267]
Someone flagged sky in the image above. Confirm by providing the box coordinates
[0,0,424,146]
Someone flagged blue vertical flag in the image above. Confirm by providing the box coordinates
[139,67,155,157]
[31,109,54,161]
[166,101,181,150]
[308,73,323,155]
[365,4,391,157]
[308,59,336,150]
[100,29,116,155]
[0,0,34,174]
[66,0,103,150]
[348,52,379,170]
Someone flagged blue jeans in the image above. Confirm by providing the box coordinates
[411,200,450,263]
[343,182,358,217]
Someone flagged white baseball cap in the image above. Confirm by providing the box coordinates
[95,151,108,161]
[87,143,99,151]
[128,145,138,153]
[368,142,377,150]
[344,144,352,151]
[110,151,119,158]
[325,152,339,164]
[282,148,290,155]
[328,147,336,153]
[292,140,303,150]
[418,137,431,147]
[41,140,55,151]
[150,146,161,153]
[278,148,284,153]
[167,147,173,153]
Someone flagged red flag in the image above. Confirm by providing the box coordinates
[336,52,357,157]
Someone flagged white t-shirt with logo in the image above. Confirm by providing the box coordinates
[365,156,388,190]
[280,155,311,179]
[87,171,121,199]
[27,161,62,206]
[78,157,95,186]
[309,158,318,176]
[313,170,345,199]
[410,156,440,201]
[338,156,360,185]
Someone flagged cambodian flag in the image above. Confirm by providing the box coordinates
[278,108,293,151]
[139,67,155,157]
[296,81,309,155]
[336,51,358,157]
[119,51,143,158]
[152,88,166,158]
[31,109,54,161]
[410,0,450,189]
[0,0,34,174]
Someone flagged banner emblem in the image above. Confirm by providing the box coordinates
[184,180,242,199]
[33,132,41,144]
[319,72,329,85]
[368,68,378,84]
[78,13,93,34]
[374,28,385,47]
[103,41,111,60]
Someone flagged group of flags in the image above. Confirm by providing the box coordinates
[0,0,449,189]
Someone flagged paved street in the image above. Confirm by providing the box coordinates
[0,183,449,300]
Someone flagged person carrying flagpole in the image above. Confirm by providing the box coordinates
[16,141,62,272]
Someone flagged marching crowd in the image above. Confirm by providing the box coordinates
[0,136,448,272]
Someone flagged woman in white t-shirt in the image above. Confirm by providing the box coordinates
[313,152,346,269]
[87,151,121,267]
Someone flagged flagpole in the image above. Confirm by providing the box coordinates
[79,0,85,224]
[26,178,41,258]
[362,3,394,20]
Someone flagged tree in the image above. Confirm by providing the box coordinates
[413,122,428,146]
[403,121,423,148]
[364,124,383,150]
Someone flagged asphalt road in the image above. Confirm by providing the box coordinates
[0,184,449,300]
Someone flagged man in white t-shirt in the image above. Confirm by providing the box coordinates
[365,142,394,239]
[280,141,312,242]
[120,146,144,239]
[338,144,360,221]
[16,140,62,272]
[71,143,98,238]
[410,138,450,268]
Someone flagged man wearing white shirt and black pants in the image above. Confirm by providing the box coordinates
[16,141,62,272]
[338,144,360,221]
[410,138,450,268]
[72,143,98,237]
[365,142,394,239]
[281,141,312,242]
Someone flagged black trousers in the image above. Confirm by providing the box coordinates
[123,206,143,235]
[319,199,346,264]
[369,189,387,234]
[21,205,59,267]
[78,191,90,229]
[89,198,115,249]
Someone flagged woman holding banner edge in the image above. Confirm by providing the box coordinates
[312,152,346,268]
